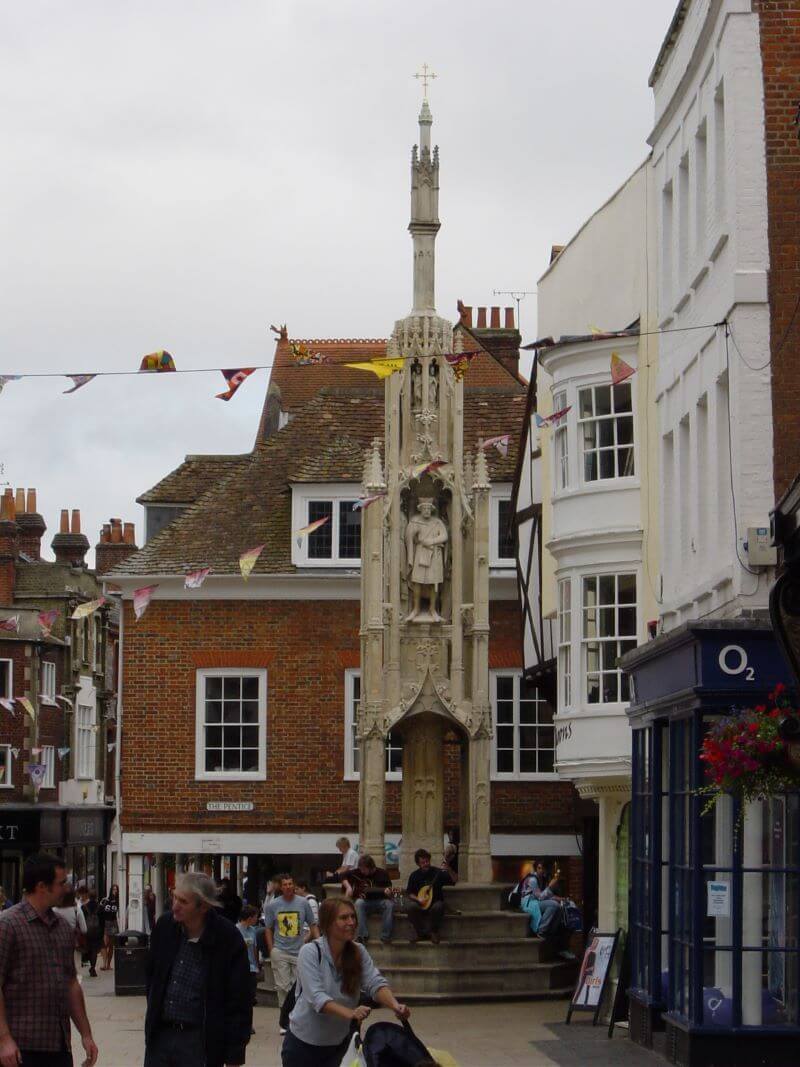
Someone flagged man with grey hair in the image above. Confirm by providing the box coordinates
[145,871,252,1067]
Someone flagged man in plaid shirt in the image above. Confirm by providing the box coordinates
[0,853,98,1067]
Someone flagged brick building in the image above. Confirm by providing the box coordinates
[0,488,134,899]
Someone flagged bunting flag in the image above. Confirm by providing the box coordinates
[185,567,211,589]
[294,517,329,549]
[239,544,265,580]
[216,368,256,401]
[344,358,404,379]
[0,375,21,394]
[445,352,476,381]
[55,694,73,708]
[589,325,605,335]
[410,460,446,480]
[37,609,58,636]
[28,764,46,790]
[0,615,20,633]
[16,697,36,722]
[71,598,105,620]
[63,374,96,394]
[610,351,636,385]
[0,698,16,715]
[139,350,176,372]
[11,748,20,759]
[352,493,386,511]
[481,434,511,457]
[133,584,158,621]
[289,343,329,366]
[57,747,70,759]
[107,742,116,752]
[549,405,572,424]
[534,413,548,429]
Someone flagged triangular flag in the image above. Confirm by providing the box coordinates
[63,374,96,394]
[445,352,476,380]
[289,343,329,366]
[185,567,211,589]
[534,413,548,429]
[610,351,636,385]
[481,434,511,457]
[139,350,176,372]
[0,698,16,715]
[549,405,572,424]
[37,609,58,636]
[133,584,158,621]
[71,598,105,620]
[0,375,22,395]
[294,517,330,549]
[239,544,265,580]
[216,368,256,401]
[16,698,36,722]
[352,493,386,511]
[589,325,604,335]
[11,748,20,759]
[344,358,404,379]
[57,747,70,759]
[410,460,446,480]
[107,742,116,752]
[0,615,20,632]
[28,764,46,790]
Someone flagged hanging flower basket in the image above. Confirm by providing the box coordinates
[699,684,800,811]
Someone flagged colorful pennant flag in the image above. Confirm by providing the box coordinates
[352,493,386,511]
[610,351,636,385]
[0,615,20,632]
[410,460,446,480]
[11,748,20,759]
[185,567,211,589]
[107,742,116,753]
[28,764,46,790]
[289,343,329,366]
[239,544,265,580]
[133,584,158,621]
[344,358,405,379]
[57,747,70,759]
[445,352,476,381]
[481,434,511,457]
[589,325,605,335]
[216,368,256,401]
[63,374,96,394]
[549,405,572,424]
[0,375,21,395]
[0,698,16,715]
[37,609,58,636]
[16,697,36,722]
[139,351,176,372]
[294,517,330,549]
[71,598,105,620]
[534,413,548,429]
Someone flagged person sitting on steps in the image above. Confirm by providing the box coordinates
[404,849,454,945]
[342,855,394,945]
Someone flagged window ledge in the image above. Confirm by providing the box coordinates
[553,477,640,503]
[344,774,402,783]
[491,773,561,783]
[195,772,267,783]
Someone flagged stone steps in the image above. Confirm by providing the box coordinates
[362,910,530,942]
[364,936,555,968]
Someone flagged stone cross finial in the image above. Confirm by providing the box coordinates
[414,63,437,101]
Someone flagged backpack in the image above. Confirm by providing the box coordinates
[508,878,528,910]
[561,900,583,933]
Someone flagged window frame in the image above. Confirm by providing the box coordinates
[553,388,570,491]
[76,702,97,780]
[0,745,13,790]
[581,571,639,706]
[344,669,402,781]
[489,485,516,567]
[40,661,56,705]
[291,484,363,568]
[557,578,573,710]
[194,668,268,782]
[490,670,558,781]
[40,745,55,789]
[577,381,636,485]
[0,659,11,699]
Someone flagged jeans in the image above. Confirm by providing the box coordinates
[281,1029,350,1067]
[144,1025,205,1067]
[355,897,394,941]
[537,898,562,936]
[406,900,445,938]
[270,946,299,1009]
[19,1053,73,1067]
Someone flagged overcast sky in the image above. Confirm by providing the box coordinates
[0,0,677,565]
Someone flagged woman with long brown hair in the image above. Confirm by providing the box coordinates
[282,896,409,1067]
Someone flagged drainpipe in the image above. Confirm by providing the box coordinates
[113,596,126,926]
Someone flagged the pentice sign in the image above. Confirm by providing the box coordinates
[206,801,254,812]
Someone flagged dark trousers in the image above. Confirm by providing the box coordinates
[20,1053,73,1067]
[281,1029,350,1067]
[407,900,445,937]
[249,971,259,1005]
[144,1025,205,1067]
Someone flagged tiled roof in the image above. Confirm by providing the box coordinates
[137,454,250,504]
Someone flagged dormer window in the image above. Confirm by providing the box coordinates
[292,484,362,567]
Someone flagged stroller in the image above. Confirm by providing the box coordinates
[344,1018,447,1066]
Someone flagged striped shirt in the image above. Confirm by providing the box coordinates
[0,900,76,1052]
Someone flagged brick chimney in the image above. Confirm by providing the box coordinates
[0,489,19,604]
[95,518,139,576]
[467,305,522,379]
[16,489,46,561]
[51,508,90,566]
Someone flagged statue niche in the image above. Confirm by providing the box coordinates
[405,495,448,622]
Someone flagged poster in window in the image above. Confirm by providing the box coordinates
[567,930,620,1024]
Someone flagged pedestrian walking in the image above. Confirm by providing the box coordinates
[236,905,261,1034]
[293,881,319,926]
[282,896,410,1067]
[81,893,104,978]
[99,884,120,970]
[0,852,99,1067]
[144,871,252,1067]
[143,887,157,935]
[264,875,319,1033]
[217,878,242,924]
[52,888,87,974]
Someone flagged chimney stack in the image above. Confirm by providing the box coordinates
[476,307,487,328]
[467,302,522,379]
[52,506,90,566]
[504,307,515,329]
[95,519,139,576]
[16,488,46,561]
[490,306,501,329]
[0,489,19,604]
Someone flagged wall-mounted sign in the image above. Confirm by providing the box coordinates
[205,801,254,812]
[706,881,731,918]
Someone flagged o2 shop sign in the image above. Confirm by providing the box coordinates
[717,644,755,682]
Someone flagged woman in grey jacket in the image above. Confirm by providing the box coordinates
[283,896,410,1067]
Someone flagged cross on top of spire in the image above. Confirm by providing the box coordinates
[414,63,437,101]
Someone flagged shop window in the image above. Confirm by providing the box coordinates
[41,661,56,705]
[578,383,635,481]
[582,573,638,704]
[491,671,555,778]
[195,669,267,781]
[344,670,402,780]
[76,703,97,779]
[0,659,11,699]
[0,745,13,789]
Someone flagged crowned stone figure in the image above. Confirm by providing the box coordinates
[405,498,448,621]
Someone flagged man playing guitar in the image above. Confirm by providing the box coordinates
[342,855,395,944]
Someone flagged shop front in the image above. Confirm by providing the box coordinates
[623,621,799,1067]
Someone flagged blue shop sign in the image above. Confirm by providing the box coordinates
[699,632,793,692]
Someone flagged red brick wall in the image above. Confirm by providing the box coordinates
[755,1,800,497]
[120,598,577,843]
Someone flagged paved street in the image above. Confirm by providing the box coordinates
[80,968,663,1067]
